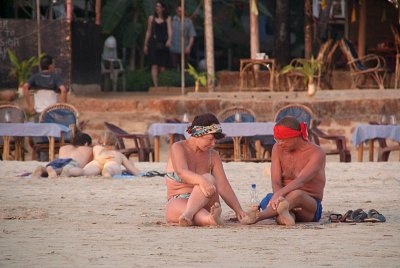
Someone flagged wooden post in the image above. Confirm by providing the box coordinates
[358,0,366,58]
[36,0,41,68]
[204,0,215,92]
[66,0,72,23]
[95,0,101,25]
[181,0,185,95]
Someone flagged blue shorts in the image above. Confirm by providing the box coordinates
[46,158,73,169]
[259,193,323,222]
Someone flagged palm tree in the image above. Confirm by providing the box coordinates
[274,0,290,66]
[304,0,313,60]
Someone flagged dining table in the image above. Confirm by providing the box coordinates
[0,122,70,161]
[147,122,275,162]
[351,124,400,162]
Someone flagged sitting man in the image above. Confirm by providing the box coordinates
[242,116,326,226]
[22,55,68,116]
[83,132,142,178]
[32,131,93,179]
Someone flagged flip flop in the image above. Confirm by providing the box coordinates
[142,171,166,177]
[364,209,386,223]
[351,209,368,223]
[341,210,355,223]
[329,213,342,223]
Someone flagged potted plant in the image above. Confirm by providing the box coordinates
[7,49,45,97]
[280,57,321,96]
[185,64,207,92]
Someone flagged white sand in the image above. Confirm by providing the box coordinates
[0,160,399,267]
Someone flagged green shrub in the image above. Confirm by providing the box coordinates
[125,69,152,91]
[158,70,195,87]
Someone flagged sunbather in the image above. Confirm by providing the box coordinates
[83,132,142,178]
[32,131,93,179]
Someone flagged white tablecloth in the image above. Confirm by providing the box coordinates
[352,124,400,146]
[147,122,275,137]
[0,123,70,137]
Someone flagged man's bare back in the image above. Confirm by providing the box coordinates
[59,144,93,168]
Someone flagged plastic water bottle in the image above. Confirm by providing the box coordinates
[250,183,259,206]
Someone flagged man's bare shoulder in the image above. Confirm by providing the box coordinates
[308,142,326,157]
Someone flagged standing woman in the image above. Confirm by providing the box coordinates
[144,1,172,87]
[165,113,247,226]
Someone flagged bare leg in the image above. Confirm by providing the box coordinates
[178,185,212,226]
[32,166,46,179]
[46,166,58,179]
[192,202,222,226]
[83,161,101,176]
[151,65,158,87]
[284,190,318,222]
[60,167,84,177]
[102,161,121,177]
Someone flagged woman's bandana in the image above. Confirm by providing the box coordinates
[273,122,309,141]
[187,124,223,137]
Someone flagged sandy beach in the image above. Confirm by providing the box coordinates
[0,160,399,267]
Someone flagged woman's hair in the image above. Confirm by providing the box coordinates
[98,131,117,147]
[154,1,168,19]
[188,113,225,139]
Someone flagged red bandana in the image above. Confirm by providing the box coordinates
[273,122,309,141]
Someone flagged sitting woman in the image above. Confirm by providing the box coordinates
[84,132,142,178]
[165,113,246,226]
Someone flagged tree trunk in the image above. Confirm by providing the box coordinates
[128,10,139,70]
[274,0,290,67]
[250,0,260,59]
[204,0,215,92]
[317,0,333,44]
[304,0,313,59]
[95,0,101,25]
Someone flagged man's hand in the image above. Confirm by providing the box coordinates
[235,210,247,222]
[199,178,216,198]
[268,193,282,210]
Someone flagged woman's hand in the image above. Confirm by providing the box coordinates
[165,39,171,48]
[199,179,216,198]
[235,210,247,221]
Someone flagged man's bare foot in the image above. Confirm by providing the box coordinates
[46,166,57,179]
[60,167,70,177]
[276,197,295,226]
[240,205,260,225]
[178,214,193,227]
[209,202,223,226]
[32,166,43,179]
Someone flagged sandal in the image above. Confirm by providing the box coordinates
[351,209,368,223]
[329,213,342,223]
[142,171,167,177]
[341,210,355,223]
[364,209,386,223]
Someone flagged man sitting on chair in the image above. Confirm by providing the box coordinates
[22,55,68,116]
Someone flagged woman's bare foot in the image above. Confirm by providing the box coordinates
[178,214,193,227]
[209,203,223,226]
[240,205,260,225]
[276,197,295,226]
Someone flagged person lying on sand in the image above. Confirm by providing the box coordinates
[32,131,93,179]
[241,116,326,226]
[83,132,142,178]
[165,113,247,227]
